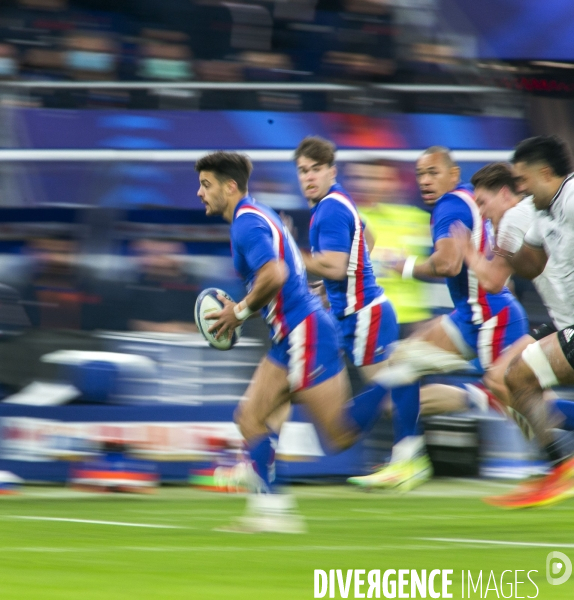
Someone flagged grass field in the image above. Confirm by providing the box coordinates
[0,480,572,599]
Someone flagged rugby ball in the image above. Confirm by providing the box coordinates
[194,288,242,351]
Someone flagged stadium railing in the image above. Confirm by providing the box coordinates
[0,80,522,114]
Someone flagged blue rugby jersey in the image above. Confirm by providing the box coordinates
[431,184,516,324]
[231,196,322,342]
[309,183,383,319]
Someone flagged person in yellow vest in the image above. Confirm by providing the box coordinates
[343,161,432,331]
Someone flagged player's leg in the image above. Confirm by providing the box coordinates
[339,297,431,489]
[286,306,400,451]
[505,332,574,457]
[380,314,477,486]
[266,402,292,434]
[297,367,399,452]
[373,314,470,389]
[389,315,466,447]
[345,299,421,454]
[295,369,355,450]
[344,297,419,458]
[225,310,361,457]
[485,330,574,508]
[351,381,433,491]
[483,335,534,405]
[216,357,306,533]
[474,302,534,429]
[483,323,557,406]
[414,315,467,352]
[348,298,420,455]
[419,384,468,415]
[233,357,291,492]
[415,303,529,418]
[419,381,507,416]
[209,371,292,495]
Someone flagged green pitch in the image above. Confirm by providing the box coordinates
[0,480,572,600]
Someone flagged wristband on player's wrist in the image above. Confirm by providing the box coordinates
[402,255,418,280]
[233,300,254,321]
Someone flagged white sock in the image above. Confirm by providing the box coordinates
[391,435,425,463]
[248,493,297,515]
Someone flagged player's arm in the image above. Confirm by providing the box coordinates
[497,218,548,280]
[363,223,376,255]
[301,250,348,281]
[467,253,512,294]
[414,237,463,278]
[305,200,355,280]
[207,259,287,339]
[396,197,471,280]
[395,236,463,280]
[504,242,547,280]
[207,217,289,339]
[243,259,288,309]
[450,221,512,293]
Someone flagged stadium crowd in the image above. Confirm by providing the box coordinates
[0,0,467,84]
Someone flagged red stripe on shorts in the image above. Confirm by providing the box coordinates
[491,306,509,362]
[303,313,316,388]
[363,302,382,365]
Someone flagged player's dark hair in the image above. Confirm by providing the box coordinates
[471,162,518,195]
[195,151,253,193]
[421,146,456,168]
[512,135,573,177]
[294,136,336,166]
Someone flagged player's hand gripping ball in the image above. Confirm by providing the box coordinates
[194,288,242,350]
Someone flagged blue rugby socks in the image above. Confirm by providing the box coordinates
[247,431,278,493]
[344,382,388,436]
[550,399,574,431]
[392,382,422,442]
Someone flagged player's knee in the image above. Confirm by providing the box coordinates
[327,418,360,452]
[315,418,354,452]
[234,403,263,442]
[484,368,506,400]
[506,340,558,393]
[504,355,538,395]
[327,433,353,453]
[504,357,524,393]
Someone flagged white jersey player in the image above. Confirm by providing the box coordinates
[451,162,574,407]
[488,136,574,508]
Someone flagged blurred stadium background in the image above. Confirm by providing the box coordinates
[0,0,573,598]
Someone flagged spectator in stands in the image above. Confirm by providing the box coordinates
[17,0,67,9]
[137,29,194,81]
[20,47,65,80]
[195,59,243,82]
[238,51,293,81]
[0,232,107,393]
[20,236,86,330]
[64,31,118,81]
[3,0,68,82]
[322,51,394,82]
[125,239,199,333]
[317,0,396,82]
[0,43,18,80]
